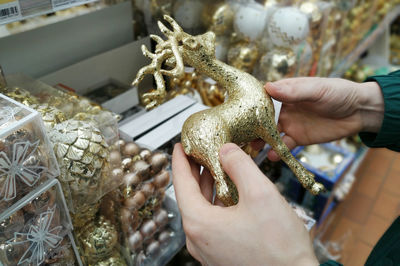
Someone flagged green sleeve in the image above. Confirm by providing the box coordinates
[320,260,343,266]
[365,216,400,265]
[359,70,400,151]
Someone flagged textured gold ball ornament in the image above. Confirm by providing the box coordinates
[48,119,110,215]
[77,216,118,263]
[30,104,67,130]
[258,47,297,82]
[0,86,39,107]
[227,41,259,73]
[132,15,325,206]
[93,250,127,266]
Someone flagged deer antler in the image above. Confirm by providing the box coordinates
[132,15,185,109]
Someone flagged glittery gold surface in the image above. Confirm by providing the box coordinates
[77,216,118,264]
[133,15,325,206]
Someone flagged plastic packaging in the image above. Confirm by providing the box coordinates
[0,179,82,266]
[0,94,59,214]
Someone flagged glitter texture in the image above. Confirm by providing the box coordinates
[133,15,325,206]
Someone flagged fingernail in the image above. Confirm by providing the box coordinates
[219,143,240,157]
[266,82,281,91]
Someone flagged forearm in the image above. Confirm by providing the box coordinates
[356,81,385,133]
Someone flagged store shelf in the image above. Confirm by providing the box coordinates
[0,3,106,38]
[0,0,99,26]
[330,6,400,78]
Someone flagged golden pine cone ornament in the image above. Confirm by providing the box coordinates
[48,119,110,215]
[30,104,67,130]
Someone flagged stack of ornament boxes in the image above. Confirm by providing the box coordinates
[0,94,81,265]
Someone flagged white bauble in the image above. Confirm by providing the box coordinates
[215,36,230,62]
[233,3,269,41]
[268,7,309,47]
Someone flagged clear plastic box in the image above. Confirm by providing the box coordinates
[0,93,59,214]
[0,179,82,266]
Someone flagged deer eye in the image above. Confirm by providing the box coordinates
[183,37,199,50]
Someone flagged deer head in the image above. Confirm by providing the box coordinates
[132,15,216,109]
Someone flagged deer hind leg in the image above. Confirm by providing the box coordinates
[208,156,238,206]
[256,122,325,195]
[183,141,239,206]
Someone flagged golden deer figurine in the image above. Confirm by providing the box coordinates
[133,15,325,206]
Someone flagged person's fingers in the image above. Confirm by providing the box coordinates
[189,158,200,183]
[265,78,324,103]
[186,239,202,264]
[219,143,273,200]
[267,135,298,161]
[199,168,214,203]
[172,144,211,215]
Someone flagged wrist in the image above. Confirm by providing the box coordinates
[356,81,384,133]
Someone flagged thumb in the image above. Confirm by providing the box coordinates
[219,143,274,201]
[265,78,323,103]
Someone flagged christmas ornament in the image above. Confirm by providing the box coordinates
[0,210,24,239]
[0,140,46,201]
[77,215,118,264]
[132,15,324,206]
[94,250,127,266]
[268,7,309,47]
[6,205,63,265]
[202,2,234,36]
[233,2,269,41]
[227,41,259,73]
[29,104,67,130]
[48,119,111,217]
[258,47,297,82]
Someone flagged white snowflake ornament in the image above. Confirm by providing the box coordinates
[0,141,46,201]
[6,205,63,265]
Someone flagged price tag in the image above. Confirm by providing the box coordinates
[51,0,78,11]
[0,0,22,25]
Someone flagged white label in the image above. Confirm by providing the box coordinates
[0,1,22,24]
[51,0,88,11]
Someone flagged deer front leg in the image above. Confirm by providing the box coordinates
[257,123,325,195]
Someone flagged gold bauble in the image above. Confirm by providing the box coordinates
[259,47,297,82]
[202,3,234,35]
[0,86,39,107]
[94,250,127,266]
[77,216,118,264]
[30,104,67,130]
[227,41,259,73]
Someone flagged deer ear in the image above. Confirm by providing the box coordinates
[182,37,200,50]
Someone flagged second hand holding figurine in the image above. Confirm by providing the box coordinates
[172,143,319,266]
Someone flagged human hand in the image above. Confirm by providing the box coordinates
[172,143,318,266]
[265,77,384,160]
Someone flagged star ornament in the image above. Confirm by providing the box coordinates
[6,205,63,265]
[0,140,46,201]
